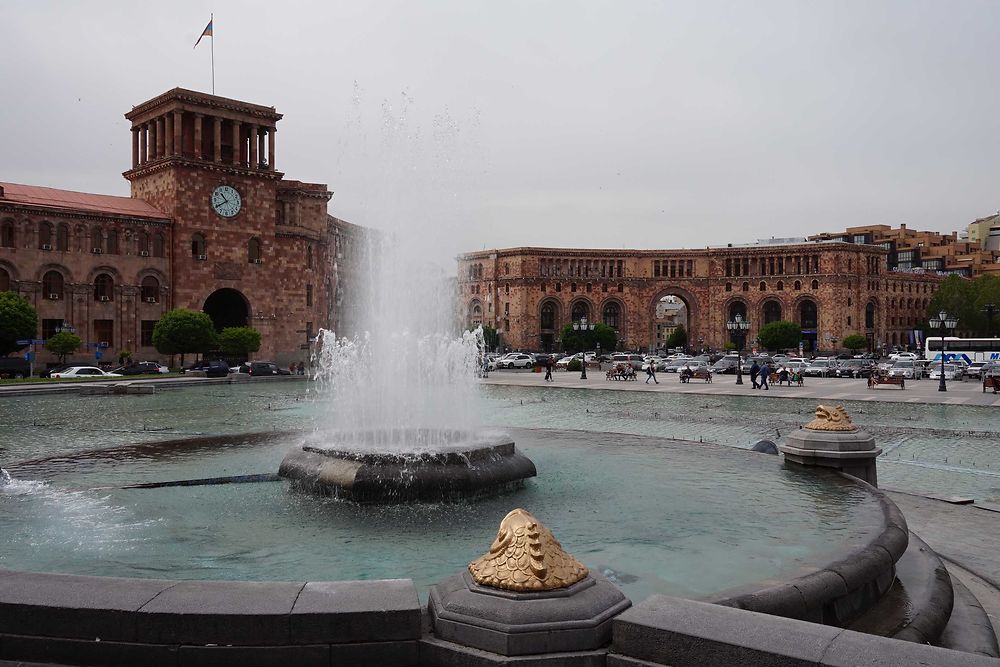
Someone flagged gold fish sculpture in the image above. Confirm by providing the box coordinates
[804,405,857,432]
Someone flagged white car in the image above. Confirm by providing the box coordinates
[888,360,918,379]
[889,352,918,362]
[928,363,964,381]
[502,353,534,369]
[49,366,122,379]
[803,360,836,377]
[555,354,581,368]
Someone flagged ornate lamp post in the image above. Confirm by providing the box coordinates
[726,314,750,385]
[928,310,958,392]
[983,303,998,338]
[572,317,595,380]
[697,336,705,354]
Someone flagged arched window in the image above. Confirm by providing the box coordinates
[191,233,206,258]
[811,279,819,290]
[42,270,64,298]
[763,300,782,324]
[94,273,114,301]
[248,237,262,263]
[776,281,784,291]
[728,301,747,320]
[759,281,767,291]
[105,229,118,254]
[141,276,159,302]
[55,223,69,251]
[725,282,732,292]
[603,302,621,329]
[0,267,10,292]
[572,301,590,322]
[39,222,53,249]
[865,302,876,329]
[799,300,818,329]
[470,301,483,326]
[1,220,14,248]
[541,302,556,330]
[794,280,801,291]
[153,233,165,258]
[307,244,313,269]
[617,283,624,293]
[91,227,103,253]
[139,231,151,256]
[742,282,749,292]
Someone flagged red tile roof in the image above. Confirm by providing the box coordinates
[0,182,169,220]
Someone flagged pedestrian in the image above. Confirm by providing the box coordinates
[759,362,770,390]
[645,363,659,384]
[750,361,761,389]
[544,356,554,382]
[482,357,490,378]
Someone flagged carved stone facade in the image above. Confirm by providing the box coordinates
[459,242,945,354]
[0,88,362,368]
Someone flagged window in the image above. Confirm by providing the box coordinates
[505,263,510,276]
[153,233,166,258]
[505,284,510,295]
[847,316,852,326]
[603,302,621,329]
[56,224,69,251]
[91,227,103,253]
[1,220,13,248]
[555,282,562,292]
[139,231,150,255]
[307,244,313,269]
[141,276,159,302]
[811,279,819,290]
[759,281,766,291]
[306,284,313,307]
[571,283,577,292]
[504,302,510,315]
[42,270,64,297]
[541,303,556,330]
[586,283,592,293]
[94,273,114,301]
[106,229,119,254]
[725,282,732,292]
[0,267,10,292]
[617,283,624,293]
[742,282,749,292]
[42,319,62,340]
[141,320,157,347]
[776,281,784,291]
[572,301,590,321]
[39,222,53,248]
[248,237,262,263]
[93,319,113,347]
[191,233,206,257]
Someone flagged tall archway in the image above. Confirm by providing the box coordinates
[726,300,749,348]
[762,299,782,325]
[570,299,591,323]
[798,299,818,353]
[468,300,483,328]
[649,287,698,353]
[539,299,560,352]
[203,288,250,331]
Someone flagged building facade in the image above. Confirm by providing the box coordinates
[0,88,361,368]
[459,241,945,354]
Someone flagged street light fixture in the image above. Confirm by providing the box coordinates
[928,310,958,392]
[572,317,595,380]
[726,313,750,385]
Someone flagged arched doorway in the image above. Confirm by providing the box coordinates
[727,300,748,348]
[539,299,560,352]
[762,300,782,325]
[203,288,250,331]
[654,294,688,352]
[571,300,591,323]
[798,299,818,353]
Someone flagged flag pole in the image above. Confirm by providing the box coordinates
[210,13,215,94]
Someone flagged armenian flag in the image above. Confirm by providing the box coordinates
[194,18,213,48]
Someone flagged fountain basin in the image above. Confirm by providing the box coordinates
[278,429,536,502]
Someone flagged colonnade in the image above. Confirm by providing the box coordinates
[131,111,276,171]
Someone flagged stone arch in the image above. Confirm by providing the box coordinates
[0,260,19,286]
[41,268,66,299]
[569,297,593,323]
[649,286,698,352]
[39,221,54,248]
[865,300,877,330]
[795,296,819,353]
[93,273,115,301]
[538,298,561,352]
[0,266,10,292]
[1,218,15,248]
[600,297,626,331]
[36,262,74,284]
[140,275,161,302]
[761,298,783,325]
[204,288,251,331]
[86,265,123,284]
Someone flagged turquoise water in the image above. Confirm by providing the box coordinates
[0,381,993,600]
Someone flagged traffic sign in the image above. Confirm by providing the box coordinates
[24,352,33,362]
[16,339,45,346]
[15,340,30,346]
[95,351,103,360]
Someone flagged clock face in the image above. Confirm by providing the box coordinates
[211,185,242,218]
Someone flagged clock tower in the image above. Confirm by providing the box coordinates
[123,88,333,365]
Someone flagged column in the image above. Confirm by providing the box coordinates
[213,117,223,163]
[139,124,147,164]
[156,116,166,159]
[148,121,156,161]
[232,120,242,166]
[268,127,276,170]
[258,129,266,167]
[173,110,183,156]
[194,114,203,159]
[165,113,174,156]
[131,127,140,168]
[250,125,259,169]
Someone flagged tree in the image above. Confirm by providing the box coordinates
[757,320,801,352]
[928,274,1000,336]
[665,324,687,350]
[45,331,83,364]
[152,309,217,367]
[559,322,617,354]
[0,292,37,357]
[842,334,867,352]
[218,327,262,358]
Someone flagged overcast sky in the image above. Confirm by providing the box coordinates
[3,1,1000,267]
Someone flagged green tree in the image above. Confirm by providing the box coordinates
[218,326,262,358]
[151,309,217,367]
[757,320,802,352]
[45,331,83,364]
[928,274,1000,336]
[0,292,37,357]
[665,324,688,350]
[842,334,868,352]
[559,322,617,354]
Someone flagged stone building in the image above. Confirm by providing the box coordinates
[0,88,361,368]
[459,240,945,354]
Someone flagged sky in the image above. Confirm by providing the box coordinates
[3,1,1000,268]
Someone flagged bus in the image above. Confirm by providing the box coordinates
[924,337,1000,363]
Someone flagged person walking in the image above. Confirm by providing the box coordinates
[645,363,659,384]
[759,362,770,390]
[544,356,554,382]
[750,360,761,389]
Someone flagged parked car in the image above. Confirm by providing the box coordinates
[611,354,645,370]
[711,357,740,374]
[555,353,581,369]
[803,359,837,377]
[236,361,282,376]
[831,359,875,378]
[501,353,534,369]
[112,361,169,376]
[0,357,31,379]
[183,359,231,377]
[889,352,918,362]
[928,363,965,381]
[888,360,919,380]
[741,356,775,374]
[48,366,122,379]
[966,361,990,379]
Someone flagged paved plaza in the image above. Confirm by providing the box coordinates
[484,368,1000,407]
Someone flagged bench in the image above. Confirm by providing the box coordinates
[770,371,803,387]
[680,369,712,383]
[606,365,637,381]
[868,374,905,390]
[984,376,1000,394]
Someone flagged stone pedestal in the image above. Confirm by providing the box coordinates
[778,426,881,487]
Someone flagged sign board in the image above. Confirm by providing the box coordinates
[95,351,103,360]
[16,339,31,346]
[24,352,33,362]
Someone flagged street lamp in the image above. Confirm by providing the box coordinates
[928,310,958,392]
[56,321,76,334]
[726,313,750,385]
[572,317,595,379]
[698,336,705,354]
[983,303,998,338]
